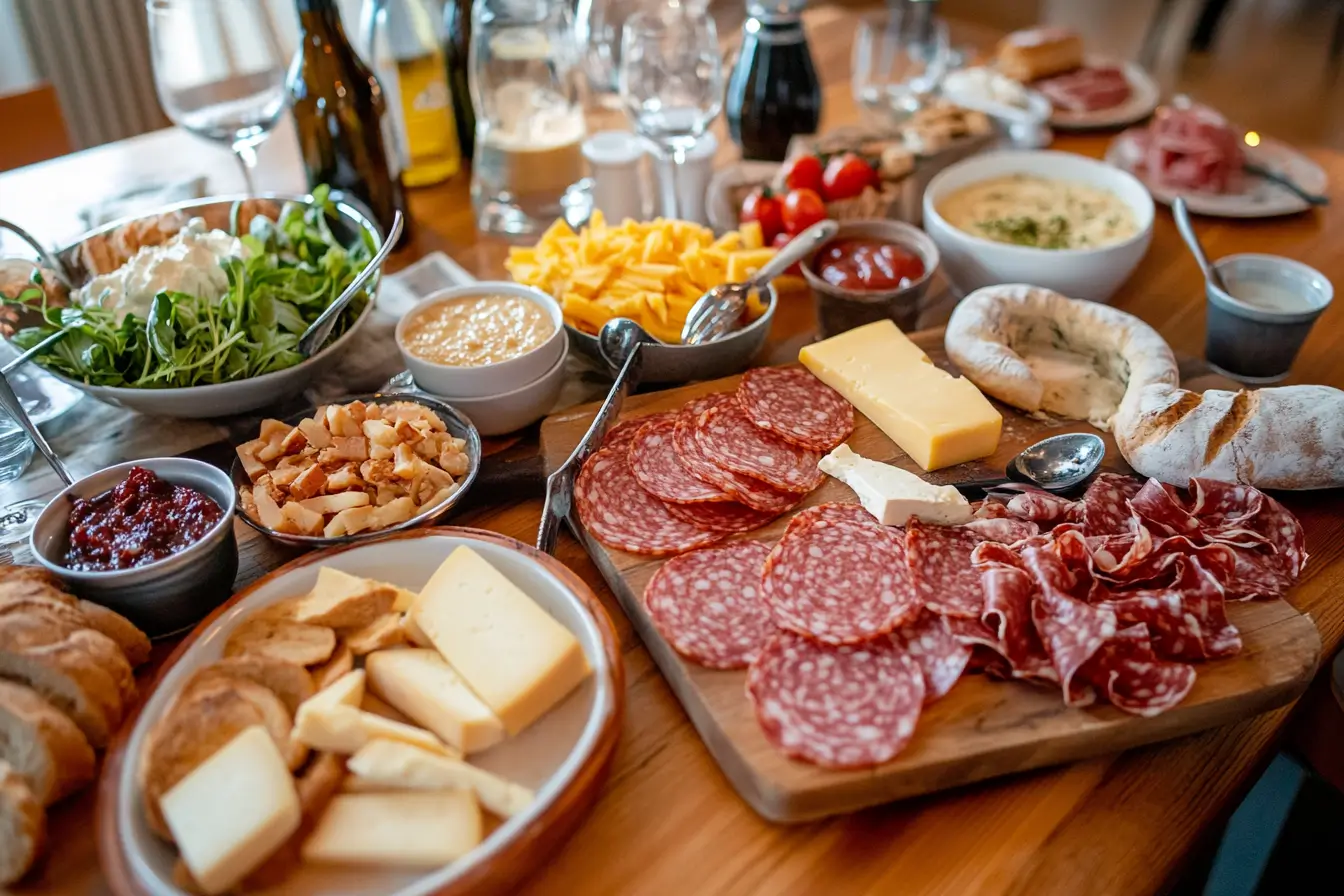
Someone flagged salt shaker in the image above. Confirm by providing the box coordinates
[582,131,649,222]
[650,132,718,224]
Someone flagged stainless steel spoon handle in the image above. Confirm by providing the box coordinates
[298,210,402,357]
[748,220,838,289]
[1244,163,1330,206]
[0,218,74,289]
[0,329,69,377]
[0,371,72,485]
[1172,197,1227,293]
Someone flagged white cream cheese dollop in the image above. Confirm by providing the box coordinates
[818,444,973,527]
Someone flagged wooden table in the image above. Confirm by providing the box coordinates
[3,6,1344,895]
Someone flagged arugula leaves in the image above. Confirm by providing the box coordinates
[3,187,371,389]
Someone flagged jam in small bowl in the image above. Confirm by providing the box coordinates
[801,220,940,338]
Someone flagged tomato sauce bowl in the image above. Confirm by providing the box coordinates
[800,220,940,337]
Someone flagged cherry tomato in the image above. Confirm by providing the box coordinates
[782,154,825,194]
[771,231,802,275]
[740,187,784,244]
[822,153,879,202]
[781,188,827,236]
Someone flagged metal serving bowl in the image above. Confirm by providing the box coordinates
[28,457,239,638]
[229,390,482,548]
[0,191,384,418]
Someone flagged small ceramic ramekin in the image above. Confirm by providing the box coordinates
[1205,253,1333,383]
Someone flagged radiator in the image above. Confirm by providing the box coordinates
[16,0,170,149]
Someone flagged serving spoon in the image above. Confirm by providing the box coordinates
[1172,196,1229,294]
[681,220,838,345]
[296,210,403,358]
[953,432,1106,495]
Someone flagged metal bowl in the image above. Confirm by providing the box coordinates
[564,284,778,383]
[230,390,482,548]
[2,192,384,418]
[28,457,239,637]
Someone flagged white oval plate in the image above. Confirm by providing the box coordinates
[1047,57,1161,131]
[101,528,623,896]
[1106,131,1328,218]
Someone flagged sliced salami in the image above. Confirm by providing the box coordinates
[1006,490,1078,526]
[894,611,972,703]
[747,630,924,769]
[1080,472,1143,537]
[736,366,854,452]
[762,518,920,644]
[979,563,1056,681]
[1080,624,1197,718]
[906,521,986,618]
[974,500,1013,519]
[629,417,729,505]
[602,411,678,453]
[694,401,825,493]
[959,518,1039,545]
[644,541,774,669]
[782,502,880,538]
[574,448,724,556]
[673,397,799,514]
[1021,546,1118,706]
[666,499,776,533]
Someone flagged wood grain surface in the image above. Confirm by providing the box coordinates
[3,5,1344,895]
[538,330,1321,822]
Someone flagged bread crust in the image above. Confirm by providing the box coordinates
[0,760,45,887]
[0,622,123,748]
[0,680,95,806]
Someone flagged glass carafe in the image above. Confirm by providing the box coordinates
[470,0,586,236]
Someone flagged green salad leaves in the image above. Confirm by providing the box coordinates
[4,185,374,389]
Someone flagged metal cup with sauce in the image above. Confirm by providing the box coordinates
[800,220,940,337]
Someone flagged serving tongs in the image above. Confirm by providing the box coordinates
[536,318,653,554]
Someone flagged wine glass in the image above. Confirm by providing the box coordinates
[852,3,951,121]
[146,0,289,194]
[618,5,723,219]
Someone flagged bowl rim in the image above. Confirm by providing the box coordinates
[922,148,1157,258]
[799,219,940,301]
[563,282,779,351]
[229,391,483,547]
[425,337,570,404]
[29,457,238,581]
[1207,252,1335,322]
[394,281,565,375]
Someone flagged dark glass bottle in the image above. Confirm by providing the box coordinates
[725,0,822,162]
[442,0,475,162]
[288,0,410,244]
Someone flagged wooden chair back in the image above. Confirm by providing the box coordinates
[0,83,73,173]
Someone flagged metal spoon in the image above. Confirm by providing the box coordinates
[1243,162,1330,207]
[0,219,75,289]
[0,370,72,485]
[296,210,403,357]
[1172,196,1229,294]
[537,318,654,554]
[681,220,839,345]
[953,432,1106,495]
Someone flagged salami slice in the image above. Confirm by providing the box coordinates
[1021,546,1118,707]
[747,630,924,768]
[673,397,799,514]
[979,563,1056,681]
[782,502,880,538]
[1235,486,1306,579]
[629,418,729,505]
[666,499,776,533]
[1080,624,1197,718]
[736,366,854,452]
[574,448,724,556]
[973,500,1012,519]
[906,521,986,618]
[959,518,1039,545]
[1006,491,1078,525]
[694,401,825,493]
[602,411,678,453]
[893,611,972,703]
[644,541,774,669]
[1081,473,1142,537]
[762,518,920,644]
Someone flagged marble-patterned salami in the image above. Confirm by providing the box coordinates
[574,448,724,556]
[1079,624,1198,718]
[736,366,854,452]
[893,611,972,703]
[1022,545,1119,706]
[1081,472,1143,537]
[673,395,799,514]
[694,401,825,493]
[602,411,678,454]
[665,499,777,533]
[644,541,774,669]
[630,417,729,504]
[906,521,986,618]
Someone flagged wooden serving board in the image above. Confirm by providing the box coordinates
[538,330,1322,823]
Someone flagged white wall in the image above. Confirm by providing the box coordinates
[0,0,38,94]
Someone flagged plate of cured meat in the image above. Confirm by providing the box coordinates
[1107,101,1328,217]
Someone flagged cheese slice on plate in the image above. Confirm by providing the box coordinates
[302,791,482,867]
[412,546,591,735]
[365,648,505,754]
[160,725,301,895]
[800,320,1002,471]
[819,445,973,527]
[347,739,535,818]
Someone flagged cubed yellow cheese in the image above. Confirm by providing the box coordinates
[411,547,591,735]
[800,320,1002,471]
[347,740,535,819]
[365,649,505,755]
[725,248,777,283]
[160,726,301,895]
[302,791,482,867]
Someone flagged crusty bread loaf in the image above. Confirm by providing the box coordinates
[0,567,151,667]
[997,26,1084,82]
[0,621,124,747]
[185,656,316,716]
[342,614,407,655]
[0,614,136,706]
[224,617,337,666]
[0,759,44,886]
[311,644,354,691]
[0,680,95,805]
[293,572,398,629]
[73,601,152,668]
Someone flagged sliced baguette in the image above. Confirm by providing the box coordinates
[342,614,407,655]
[0,613,136,706]
[293,569,398,629]
[224,618,336,667]
[0,569,151,668]
[0,622,123,747]
[74,600,151,667]
[185,656,316,717]
[0,680,95,805]
[311,644,354,691]
[0,759,44,887]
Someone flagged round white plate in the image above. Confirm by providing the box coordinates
[1047,57,1161,131]
[1106,131,1328,218]
[105,528,622,896]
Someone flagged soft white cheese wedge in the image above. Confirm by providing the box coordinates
[818,444,973,527]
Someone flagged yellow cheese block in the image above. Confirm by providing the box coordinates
[411,547,591,736]
[800,320,1002,471]
[302,791,482,867]
[365,649,505,755]
[347,739,535,818]
[160,726,301,895]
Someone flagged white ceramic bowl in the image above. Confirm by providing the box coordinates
[416,340,568,437]
[396,282,565,400]
[922,150,1155,303]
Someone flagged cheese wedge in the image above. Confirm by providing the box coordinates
[298,669,365,714]
[361,692,411,724]
[295,702,459,759]
[347,739,535,818]
[411,547,591,735]
[800,320,1002,471]
[365,649,505,754]
[819,444,973,526]
[302,791,482,867]
[160,726,301,895]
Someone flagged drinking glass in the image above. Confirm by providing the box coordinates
[852,3,950,121]
[619,5,723,219]
[146,0,289,194]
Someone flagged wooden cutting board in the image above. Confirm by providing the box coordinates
[538,329,1321,823]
